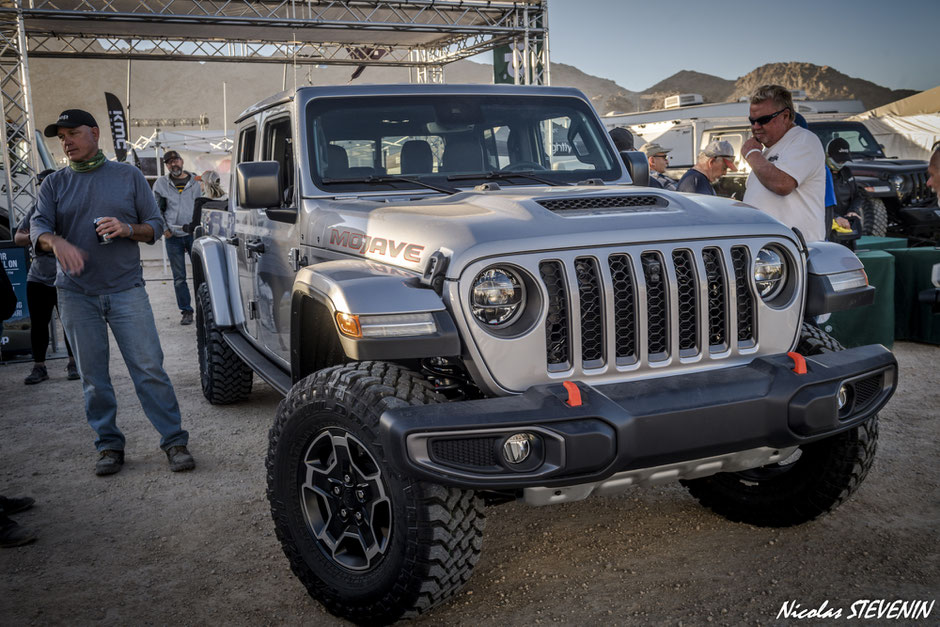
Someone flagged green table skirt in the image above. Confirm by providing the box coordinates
[856,235,909,251]
[823,249,895,348]
[886,247,940,344]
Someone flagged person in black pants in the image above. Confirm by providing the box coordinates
[0,268,38,547]
[14,168,78,384]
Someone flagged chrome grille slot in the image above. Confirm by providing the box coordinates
[574,257,605,366]
[672,250,698,353]
[702,247,728,349]
[608,254,637,363]
[539,261,570,369]
[641,252,669,360]
[730,246,755,344]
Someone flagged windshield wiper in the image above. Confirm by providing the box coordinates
[321,174,458,195]
[446,170,572,186]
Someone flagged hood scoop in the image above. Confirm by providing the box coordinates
[537,194,669,216]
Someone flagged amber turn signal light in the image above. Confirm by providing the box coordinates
[335,312,361,338]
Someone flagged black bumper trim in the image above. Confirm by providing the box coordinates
[378,344,897,489]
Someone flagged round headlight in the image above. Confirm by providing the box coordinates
[888,174,904,190]
[754,247,787,300]
[471,267,525,327]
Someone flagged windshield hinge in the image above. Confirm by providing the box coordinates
[421,250,450,296]
[474,182,501,191]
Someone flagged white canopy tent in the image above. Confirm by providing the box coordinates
[850,86,940,160]
[131,129,233,192]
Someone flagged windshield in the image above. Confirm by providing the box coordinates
[307,94,620,192]
[809,122,884,159]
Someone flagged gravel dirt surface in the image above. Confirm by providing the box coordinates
[1,266,937,626]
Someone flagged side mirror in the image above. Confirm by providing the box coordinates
[620,150,649,187]
[237,161,281,209]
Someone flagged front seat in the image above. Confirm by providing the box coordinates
[400,140,433,175]
[324,144,349,179]
[441,135,483,173]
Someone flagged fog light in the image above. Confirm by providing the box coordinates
[837,384,850,409]
[502,433,535,464]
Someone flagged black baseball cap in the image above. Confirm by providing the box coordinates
[44,109,98,138]
[163,150,182,163]
[827,138,851,164]
[609,127,634,152]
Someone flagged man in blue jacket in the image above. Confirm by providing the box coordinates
[153,150,202,325]
[32,109,195,476]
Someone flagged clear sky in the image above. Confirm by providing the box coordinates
[538,0,940,92]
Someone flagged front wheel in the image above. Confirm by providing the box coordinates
[681,323,879,527]
[266,362,485,624]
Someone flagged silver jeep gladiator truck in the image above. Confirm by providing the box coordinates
[191,84,897,623]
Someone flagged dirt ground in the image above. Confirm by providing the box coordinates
[1,268,937,626]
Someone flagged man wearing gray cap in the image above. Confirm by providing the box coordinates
[640,142,677,191]
[677,140,737,195]
[740,84,826,242]
[31,108,195,476]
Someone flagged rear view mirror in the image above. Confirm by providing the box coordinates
[620,150,649,187]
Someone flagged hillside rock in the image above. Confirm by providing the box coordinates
[729,62,916,110]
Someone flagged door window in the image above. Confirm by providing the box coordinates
[263,118,293,205]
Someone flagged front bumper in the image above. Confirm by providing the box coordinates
[379,345,897,491]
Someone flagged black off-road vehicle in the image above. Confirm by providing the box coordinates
[808,121,939,242]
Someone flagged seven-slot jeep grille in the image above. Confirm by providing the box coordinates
[536,244,756,371]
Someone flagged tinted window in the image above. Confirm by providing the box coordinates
[263,117,293,204]
[809,123,883,158]
[307,94,619,192]
[238,127,256,163]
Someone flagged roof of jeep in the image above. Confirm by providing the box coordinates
[236,83,590,123]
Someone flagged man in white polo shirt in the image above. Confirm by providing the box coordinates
[740,84,826,242]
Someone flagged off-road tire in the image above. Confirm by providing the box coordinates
[681,322,878,527]
[195,282,253,404]
[266,361,485,624]
[851,196,888,237]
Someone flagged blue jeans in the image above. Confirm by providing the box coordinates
[58,286,188,452]
[165,234,194,313]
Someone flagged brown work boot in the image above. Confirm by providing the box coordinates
[95,450,125,476]
[24,365,48,385]
[165,445,195,472]
[0,518,37,548]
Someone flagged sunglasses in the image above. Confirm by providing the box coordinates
[749,107,789,126]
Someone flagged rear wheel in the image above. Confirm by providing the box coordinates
[195,283,253,404]
[266,361,485,623]
[681,323,878,527]
[850,196,888,237]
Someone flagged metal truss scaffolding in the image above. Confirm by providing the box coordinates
[0,0,550,231]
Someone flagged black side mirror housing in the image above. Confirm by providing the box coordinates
[237,161,281,209]
[620,150,650,187]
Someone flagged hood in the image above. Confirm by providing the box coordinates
[304,184,798,277]
[844,158,928,174]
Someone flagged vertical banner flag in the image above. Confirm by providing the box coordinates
[104,92,128,162]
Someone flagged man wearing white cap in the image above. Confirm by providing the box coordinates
[640,142,678,191]
[740,84,826,242]
[677,140,737,195]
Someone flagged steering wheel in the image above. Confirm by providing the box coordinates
[501,161,547,172]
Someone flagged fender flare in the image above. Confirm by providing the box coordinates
[290,259,460,378]
[191,236,244,328]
